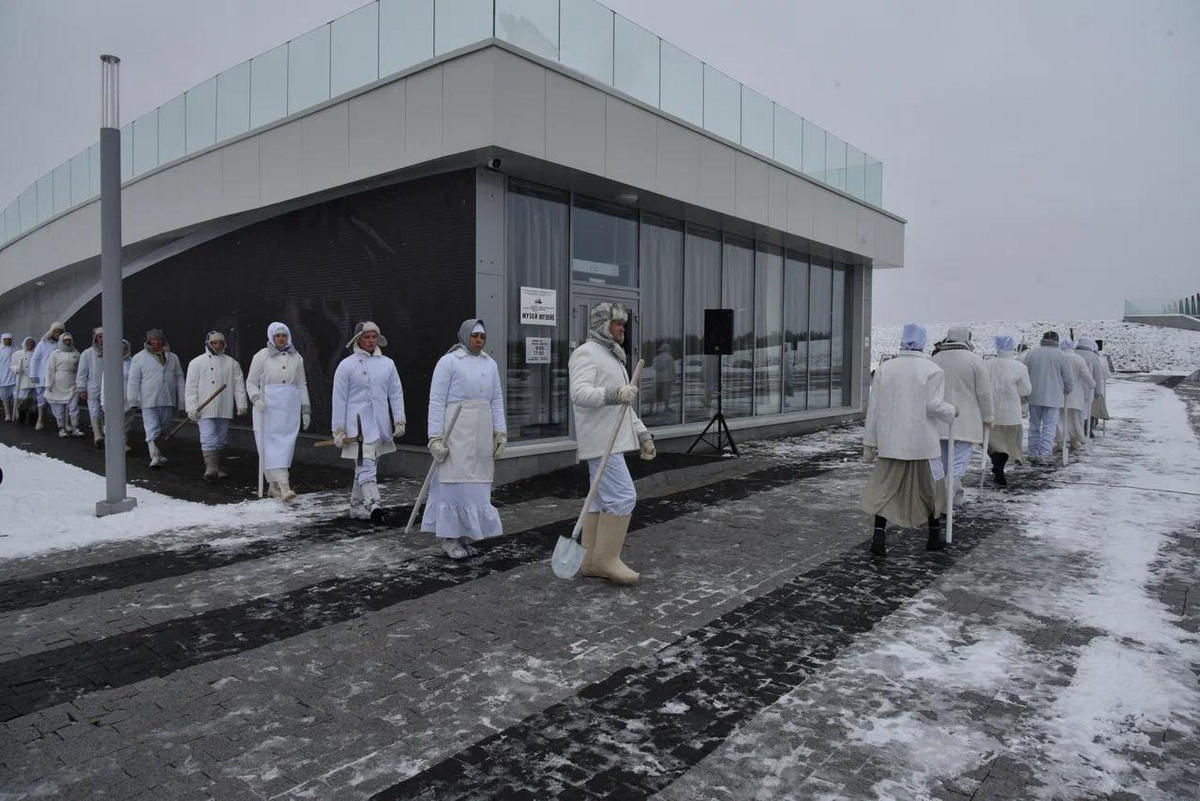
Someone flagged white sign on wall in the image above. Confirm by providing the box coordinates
[519,286,557,326]
[526,336,551,364]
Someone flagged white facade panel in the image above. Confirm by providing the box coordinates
[443,51,496,154]
[604,96,657,190]
[221,137,261,214]
[301,103,351,196]
[491,50,547,156]
[405,65,444,163]
[258,121,303,206]
[767,168,788,231]
[655,119,700,205]
[697,136,735,216]
[349,79,407,181]
[786,174,816,241]
[546,73,606,177]
[834,195,858,253]
[734,152,769,226]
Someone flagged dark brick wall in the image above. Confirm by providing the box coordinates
[66,170,476,440]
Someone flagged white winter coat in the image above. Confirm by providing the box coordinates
[986,353,1032,426]
[1075,346,1107,398]
[77,347,103,398]
[331,346,405,459]
[100,357,133,411]
[1063,350,1095,412]
[1023,344,1074,408]
[31,338,56,387]
[246,347,311,410]
[127,348,185,409]
[185,352,249,419]
[11,345,35,393]
[864,350,956,460]
[428,348,506,483]
[44,345,80,403]
[932,346,994,445]
[568,340,649,462]
[0,335,14,387]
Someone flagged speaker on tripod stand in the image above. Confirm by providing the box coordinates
[688,308,739,456]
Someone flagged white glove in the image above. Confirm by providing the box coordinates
[493,431,507,459]
[301,412,311,431]
[333,428,346,449]
[639,437,656,461]
[429,436,449,463]
[187,408,199,422]
[616,384,638,404]
[863,445,877,463]
[393,421,406,439]
[252,396,265,412]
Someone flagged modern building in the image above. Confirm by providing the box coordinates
[0,0,905,479]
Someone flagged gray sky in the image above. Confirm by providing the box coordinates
[2,0,1197,324]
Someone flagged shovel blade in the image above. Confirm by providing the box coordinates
[551,536,585,579]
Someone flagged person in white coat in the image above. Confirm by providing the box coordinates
[44,332,83,437]
[185,331,249,482]
[1074,337,1109,434]
[985,334,1032,486]
[862,323,958,556]
[247,322,311,502]
[76,327,105,446]
[1022,331,1074,464]
[100,340,134,451]
[931,326,994,508]
[1055,338,1095,452]
[331,322,405,520]
[421,319,507,559]
[31,321,65,430]
[568,302,656,584]
[0,333,15,421]
[127,328,186,468]
[11,337,37,424]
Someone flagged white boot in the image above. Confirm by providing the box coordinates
[1,399,11,422]
[203,450,220,482]
[583,514,639,584]
[349,480,370,519]
[266,469,296,502]
[362,481,383,522]
[35,404,47,430]
[148,440,165,469]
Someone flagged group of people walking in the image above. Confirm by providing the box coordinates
[0,306,654,581]
[860,325,1111,556]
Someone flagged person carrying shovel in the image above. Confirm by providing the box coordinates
[567,302,656,584]
[184,330,249,482]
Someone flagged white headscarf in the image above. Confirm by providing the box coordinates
[268,322,295,354]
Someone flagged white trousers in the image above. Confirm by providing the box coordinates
[355,458,378,486]
[141,406,175,441]
[199,417,231,451]
[586,453,637,516]
[50,398,80,428]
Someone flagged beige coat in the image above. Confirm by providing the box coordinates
[568,341,648,461]
[986,353,1032,426]
[864,351,957,460]
[932,346,994,445]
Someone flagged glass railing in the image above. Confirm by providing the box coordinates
[1125,296,1200,316]
[1,0,884,247]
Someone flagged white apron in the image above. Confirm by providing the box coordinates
[255,383,301,470]
[439,399,494,484]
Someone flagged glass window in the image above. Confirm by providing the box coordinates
[659,41,702,126]
[36,174,53,223]
[496,0,558,60]
[381,0,434,75]
[70,150,90,206]
[3,203,18,241]
[250,43,289,129]
[613,15,659,107]
[216,61,252,141]
[506,182,570,441]
[560,0,613,84]
[825,133,846,192]
[721,235,754,418]
[808,258,832,409]
[52,163,71,214]
[639,215,684,426]
[741,87,773,157]
[121,123,133,181]
[186,77,217,154]
[773,105,802,172]
[845,145,865,201]
[702,64,739,143]
[802,119,825,182]
[754,244,783,415]
[683,226,721,423]
[831,266,849,407]
[88,142,100,196]
[158,94,186,163]
[19,185,37,232]
[331,3,380,97]
[572,196,637,287]
[288,24,331,114]
[783,251,809,411]
[133,111,158,176]
[435,0,492,55]
[865,157,883,206]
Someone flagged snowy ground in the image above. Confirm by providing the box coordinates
[872,319,1200,373]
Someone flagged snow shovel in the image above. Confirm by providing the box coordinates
[978,425,990,491]
[945,402,955,545]
[553,359,645,580]
[405,404,464,534]
[257,401,266,499]
[163,384,227,441]
[1061,401,1069,466]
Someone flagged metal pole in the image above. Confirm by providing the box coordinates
[96,54,136,517]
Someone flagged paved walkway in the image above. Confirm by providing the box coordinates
[1,376,1197,800]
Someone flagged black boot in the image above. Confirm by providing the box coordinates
[926,516,945,551]
[990,452,1008,487]
[870,515,887,556]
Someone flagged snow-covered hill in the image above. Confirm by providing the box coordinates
[871,320,1200,373]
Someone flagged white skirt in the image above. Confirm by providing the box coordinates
[419,473,502,540]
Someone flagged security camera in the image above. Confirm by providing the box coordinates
[486,157,502,170]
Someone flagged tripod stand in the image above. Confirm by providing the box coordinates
[687,354,739,456]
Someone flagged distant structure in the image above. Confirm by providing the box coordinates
[1124,294,1200,332]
